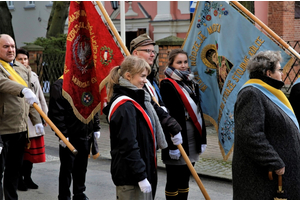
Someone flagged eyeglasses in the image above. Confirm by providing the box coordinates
[136,49,157,55]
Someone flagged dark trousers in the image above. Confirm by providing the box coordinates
[165,163,194,200]
[0,132,27,200]
[21,160,33,181]
[152,169,157,199]
[58,137,91,200]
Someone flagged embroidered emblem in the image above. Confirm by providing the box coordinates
[72,35,94,74]
[81,92,94,107]
[100,46,113,66]
[220,111,234,144]
[196,1,229,28]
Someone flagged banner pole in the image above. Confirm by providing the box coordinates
[0,64,78,155]
[231,1,300,60]
[96,1,130,92]
[151,92,210,199]
[96,1,130,56]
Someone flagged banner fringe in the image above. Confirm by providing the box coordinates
[283,57,296,75]
[62,90,101,125]
[203,114,218,131]
[219,141,234,161]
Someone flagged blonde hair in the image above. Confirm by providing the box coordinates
[107,56,151,101]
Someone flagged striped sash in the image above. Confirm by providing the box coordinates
[241,79,299,130]
[108,95,157,167]
[165,78,203,136]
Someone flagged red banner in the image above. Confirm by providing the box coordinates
[63,1,124,124]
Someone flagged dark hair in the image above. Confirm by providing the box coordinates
[167,49,188,67]
[16,48,29,59]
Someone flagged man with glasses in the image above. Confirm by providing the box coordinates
[130,34,166,108]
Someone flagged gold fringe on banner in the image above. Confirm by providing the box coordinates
[62,90,101,125]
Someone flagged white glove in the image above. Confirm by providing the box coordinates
[171,132,182,146]
[200,144,207,155]
[35,123,44,135]
[161,106,168,113]
[138,178,152,193]
[169,149,181,160]
[0,147,3,154]
[94,131,100,139]
[22,88,38,105]
[59,137,69,148]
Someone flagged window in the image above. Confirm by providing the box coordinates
[295,2,300,19]
[24,1,35,9]
[7,1,14,10]
[45,1,53,8]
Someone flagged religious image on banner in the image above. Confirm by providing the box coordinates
[63,1,124,124]
[182,1,292,160]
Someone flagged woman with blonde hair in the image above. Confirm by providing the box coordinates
[103,56,169,200]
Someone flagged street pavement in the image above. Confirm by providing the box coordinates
[16,115,233,199]
[43,114,233,181]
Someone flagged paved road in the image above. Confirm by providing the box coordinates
[16,116,233,199]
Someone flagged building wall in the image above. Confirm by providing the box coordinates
[9,1,54,47]
[255,1,268,24]
[267,1,300,42]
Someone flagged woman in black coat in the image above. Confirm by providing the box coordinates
[233,50,300,199]
[103,56,181,200]
[160,49,207,200]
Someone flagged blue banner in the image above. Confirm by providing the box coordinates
[182,1,292,160]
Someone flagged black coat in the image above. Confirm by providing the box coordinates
[160,79,207,160]
[233,74,300,200]
[103,85,156,186]
[289,81,300,122]
[48,79,100,139]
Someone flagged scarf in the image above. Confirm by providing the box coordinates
[0,60,27,87]
[164,66,199,105]
[119,77,168,149]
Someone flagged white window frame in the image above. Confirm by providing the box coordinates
[7,1,14,10]
[45,1,53,8]
[24,1,36,9]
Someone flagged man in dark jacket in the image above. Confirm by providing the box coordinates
[48,77,101,200]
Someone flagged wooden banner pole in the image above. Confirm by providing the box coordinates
[231,1,300,60]
[151,94,210,200]
[0,64,78,155]
[96,1,130,92]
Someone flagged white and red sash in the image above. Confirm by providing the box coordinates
[108,95,157,167]
[165,78,203,136]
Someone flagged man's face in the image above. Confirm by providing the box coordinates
[132,44,155,65]
[0,35,15,62]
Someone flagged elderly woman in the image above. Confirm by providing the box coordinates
[233,50,300,199]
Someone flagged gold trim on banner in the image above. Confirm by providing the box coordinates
[62,89,101,124]
[201,44,218,69]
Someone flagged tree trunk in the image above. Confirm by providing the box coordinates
[0,2,15,42]
[46,1,70,38]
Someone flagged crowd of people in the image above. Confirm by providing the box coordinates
[1,31,300,200]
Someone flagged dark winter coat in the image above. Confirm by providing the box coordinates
[289,81,300,122]
[160,79,207,160]
[233,74,300,200]
[48,79,100,140]
[102,85,157,186]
